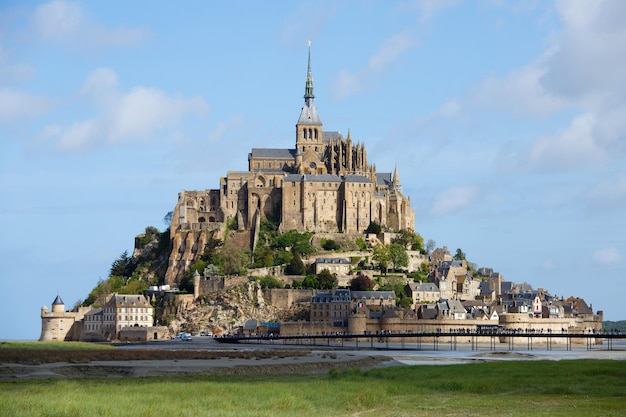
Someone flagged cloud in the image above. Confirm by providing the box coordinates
[430,185,479,216]
[592,247,622,266]
[46,68,209,152]
[474,58,568,116]
[30,0,147,48]
[332,30,417,99]
[0,88,50,122]
[523,113,606,171]
[473,0,626,172]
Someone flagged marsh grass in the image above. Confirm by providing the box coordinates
[1,360,625,416]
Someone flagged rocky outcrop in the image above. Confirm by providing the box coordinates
[163,281,308,335]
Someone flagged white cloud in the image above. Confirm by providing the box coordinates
[473,0,626,172]
[524,113,606,170]
[592,247,622,266]
[48,68,209,152]
[0,88,50,122]
[430,185,479,216]
[474,57,568,116]
[30,0,147,48]
[332,30,417,100]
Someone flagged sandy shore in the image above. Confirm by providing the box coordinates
[2,343,625,380]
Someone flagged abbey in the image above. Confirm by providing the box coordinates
[170,47,414,237]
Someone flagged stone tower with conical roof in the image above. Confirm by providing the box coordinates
[40,295,86,341]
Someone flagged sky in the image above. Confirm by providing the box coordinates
[1,0,625,340]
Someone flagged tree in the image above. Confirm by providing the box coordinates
[389,243,409,271]
[365,221,382,234]
[110,251,132,278]
[317,269,338,289]
[453,248,467,261]
[163,211,173,227]
[372,244,390,275]
[321,238,340,251]
[349,273,374,291]
[285,251,305,275]
[392,229,424,252]
[425,239,436,254]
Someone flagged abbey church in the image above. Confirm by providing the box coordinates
[171,46,414,240]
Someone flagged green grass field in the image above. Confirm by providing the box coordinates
[1,359,625,416]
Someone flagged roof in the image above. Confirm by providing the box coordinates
[249,148,296,159]
[376,172,392,186]
[52,295,64,305]
[297,100,322,125]
[323,131,343,141]
[352,291,395,299]
[311,289,351,303]
[315,258,350,264]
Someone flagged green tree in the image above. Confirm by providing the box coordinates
[453,248,467,261]
[110,251,132,278]
[285,251,305,275]
[321,238,340,251]
[392,229,424,252]
[302,275,319,289]
[389,243,409,271]
[365,221,382,234]
[253,245,275,268]
[317,269,338,289]
[372,244,390,275]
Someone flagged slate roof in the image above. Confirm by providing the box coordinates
[315,258,350,264]
[52,295,64,305]
[249,148,297,159]
[376,172,392,186]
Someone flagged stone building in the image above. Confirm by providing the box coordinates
[166,46,414,283]
[41,293,155,342]
[40,295,89,341]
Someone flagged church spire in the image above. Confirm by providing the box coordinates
[304,40,314,100]
[296,40,322,128]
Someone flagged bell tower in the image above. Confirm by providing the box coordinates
[296,41,323,156]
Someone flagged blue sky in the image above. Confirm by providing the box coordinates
[1,0,625,340]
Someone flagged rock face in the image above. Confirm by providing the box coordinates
[163,281,308,335]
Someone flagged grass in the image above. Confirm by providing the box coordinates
[1,359,625,416]
[0,341,114,351]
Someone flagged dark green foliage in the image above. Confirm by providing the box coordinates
[453,248,466,261]
[256,276,284,289]
[316,269,338,289]
[285,251,304,275]
[321,238,340,251]
[365,221,381,234]
[399,296,413,309]
[110,251,132,278]
[302,275,319,289]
